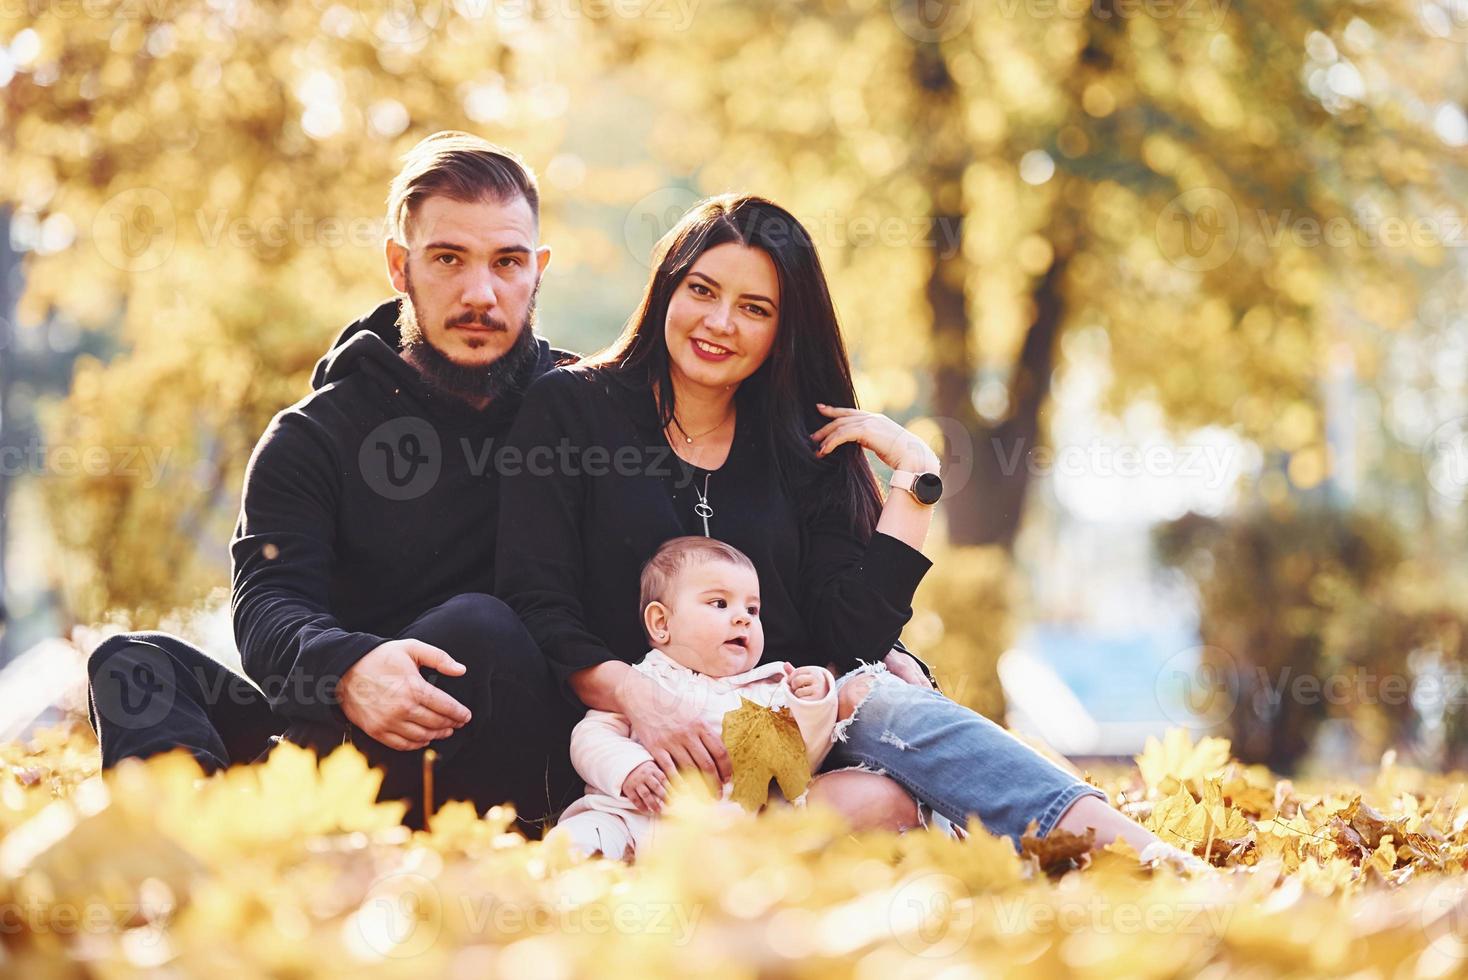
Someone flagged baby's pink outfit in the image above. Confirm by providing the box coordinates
[549,650,839,860]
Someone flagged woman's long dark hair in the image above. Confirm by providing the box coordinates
[586,194,882,537]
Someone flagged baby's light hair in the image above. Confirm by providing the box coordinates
[639,536,758,620]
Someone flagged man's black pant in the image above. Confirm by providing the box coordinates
[86,593,583,834]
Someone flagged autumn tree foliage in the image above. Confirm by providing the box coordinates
[601,0,1462,547]
[2,3,605,621]
[3,1,1465,638]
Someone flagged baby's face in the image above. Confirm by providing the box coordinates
[652,560,765,677]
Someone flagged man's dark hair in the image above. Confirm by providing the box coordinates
[386,131,540,243]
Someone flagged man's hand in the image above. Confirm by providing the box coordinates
[785,664,830,701]
[621,760,669,814]
[340,639,473,751]
[884,649,934,689]
[618,669,731,784]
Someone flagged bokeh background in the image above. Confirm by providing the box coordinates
[4,0,1468,778]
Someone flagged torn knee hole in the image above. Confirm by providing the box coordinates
[837,675,876,723]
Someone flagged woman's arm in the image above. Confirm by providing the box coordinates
[567,661,634,710]
[812,402,942,553]
[800,520,933,675]
[495,370,622,698]
[801,404,942,674]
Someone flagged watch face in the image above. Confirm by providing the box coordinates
[914,472,943,505]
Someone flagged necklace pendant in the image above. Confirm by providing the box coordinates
[693,473,713,537]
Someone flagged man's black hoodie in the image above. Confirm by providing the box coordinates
[229,299,571,726]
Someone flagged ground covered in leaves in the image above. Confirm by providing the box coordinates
[3,724,1468,978]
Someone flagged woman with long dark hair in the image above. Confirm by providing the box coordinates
[497,194,1201,865]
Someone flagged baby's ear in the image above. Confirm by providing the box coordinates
[643,601,670,644]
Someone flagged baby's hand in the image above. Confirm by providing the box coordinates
[788,666,830,701]
[621,760,669,814]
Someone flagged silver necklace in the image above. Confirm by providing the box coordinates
[692,472,713,537]
[672,412,729,444]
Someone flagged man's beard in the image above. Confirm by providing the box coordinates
[398,268,542,407]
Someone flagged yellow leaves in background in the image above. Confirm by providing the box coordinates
[1135,728,1232,796]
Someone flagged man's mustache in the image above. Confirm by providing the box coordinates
[448,310,509,331]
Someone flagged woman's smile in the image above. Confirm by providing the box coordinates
[691,337,736,361]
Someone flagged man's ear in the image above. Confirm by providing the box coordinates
[644,601,669,644]
[385,238,409,293]
[534,243,551,279]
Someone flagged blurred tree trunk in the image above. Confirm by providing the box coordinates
[915,31,1070,550]
[936,250,1069,550]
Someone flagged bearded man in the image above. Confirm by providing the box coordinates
[86,132,582,832]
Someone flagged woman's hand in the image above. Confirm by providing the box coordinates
[621,760,669,814]
[812,402,941,554]
[884,649,934,690]
[810,404,941,474]
[618,669,732,784]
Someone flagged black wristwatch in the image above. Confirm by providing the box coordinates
[890,470,943,506]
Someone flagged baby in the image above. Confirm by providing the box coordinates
[549,536,838,860]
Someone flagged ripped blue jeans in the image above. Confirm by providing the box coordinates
[821,663,1108,849]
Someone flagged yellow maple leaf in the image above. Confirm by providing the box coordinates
[1135,728,1233,796]
[1021,823,1095,873]
[1088,836,1147,878]
[1194,779,1254,850]
[722,698,810,812]
[1364,834,1398,878]
[1146,785,1200,847]
[1146,780,1252,859]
